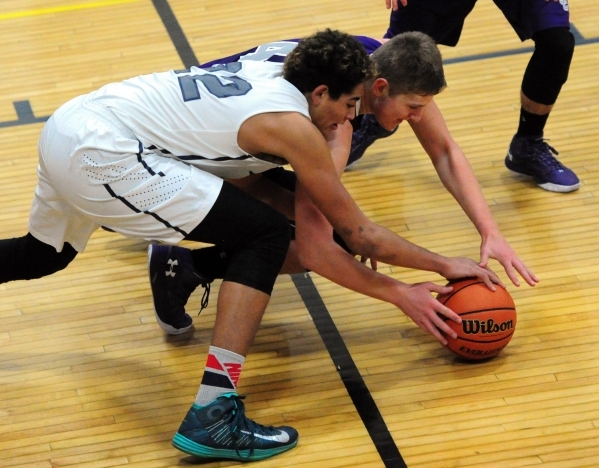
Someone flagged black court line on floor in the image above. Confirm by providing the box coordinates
[292,273,407,468]
[0,100,48,128]
[151,0,199,68]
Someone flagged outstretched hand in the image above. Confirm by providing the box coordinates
[441,256,504,291]
[385,0,408,10]
[480,232,539,287]
[396,282,460,346]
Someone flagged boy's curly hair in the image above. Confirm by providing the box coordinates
[283,29,376,99]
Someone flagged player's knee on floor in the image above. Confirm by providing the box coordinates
[0,233,77,282]
[523,27,575,105]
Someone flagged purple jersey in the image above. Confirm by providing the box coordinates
[201,36,383,69]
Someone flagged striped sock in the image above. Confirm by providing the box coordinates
[194,346,245,407]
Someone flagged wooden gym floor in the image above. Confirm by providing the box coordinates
[1,1,599,467]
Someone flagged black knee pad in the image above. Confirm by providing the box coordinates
[522,27,574,105]
[186,182,292,295]
[226,206,292,288]
[0,233,77,283]
[222,209,292,295]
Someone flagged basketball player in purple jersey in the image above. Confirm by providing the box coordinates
[197,34,537,292]
[362,0,578,192]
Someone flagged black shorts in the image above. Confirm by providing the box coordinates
[385,0,571,45]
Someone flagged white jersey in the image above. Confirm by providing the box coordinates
[88,61,310,179]
[32,61,311,251]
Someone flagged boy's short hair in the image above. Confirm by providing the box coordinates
[283,29,376,99]
[372,31,446,96]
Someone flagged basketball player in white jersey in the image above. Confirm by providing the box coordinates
[149,32,538,340]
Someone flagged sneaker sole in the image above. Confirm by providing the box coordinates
[506,168,580,193]
[172,432,298,461]
[147,244,192,335]
[537,181,580,193]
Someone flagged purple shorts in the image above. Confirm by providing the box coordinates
[385,0,571,44]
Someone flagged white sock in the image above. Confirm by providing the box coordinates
[194,346,245,407]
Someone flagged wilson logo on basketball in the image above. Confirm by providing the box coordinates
[462,318,514,335]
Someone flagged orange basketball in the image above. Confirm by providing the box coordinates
[436,277,517,361]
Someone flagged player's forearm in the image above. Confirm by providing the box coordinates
[412,102,500,238]
[432,148,500,238]
[298,235,409,304]
[296,181,451,276]
[294,184,396,297]
[373,225,452,273]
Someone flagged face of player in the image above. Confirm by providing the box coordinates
[308,84,363,139]
[372,93,434,131]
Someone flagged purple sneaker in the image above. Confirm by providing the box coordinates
[148,244,212,335]
[505,135,580,192]
[347,114,398,169]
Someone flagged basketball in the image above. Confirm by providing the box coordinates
[436,277,517,361]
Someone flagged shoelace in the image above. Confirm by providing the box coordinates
[529,138,564,171]
[197,281,211,315]
[225,395,279,459]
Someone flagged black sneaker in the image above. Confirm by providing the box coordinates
[347,114,398,169]
[173,393,298,461]
[147,244,212,335]
[505,134,580,192]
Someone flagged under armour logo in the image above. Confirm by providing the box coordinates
[165,258,178,277]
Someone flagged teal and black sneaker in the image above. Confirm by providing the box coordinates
[173,393,298,461]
